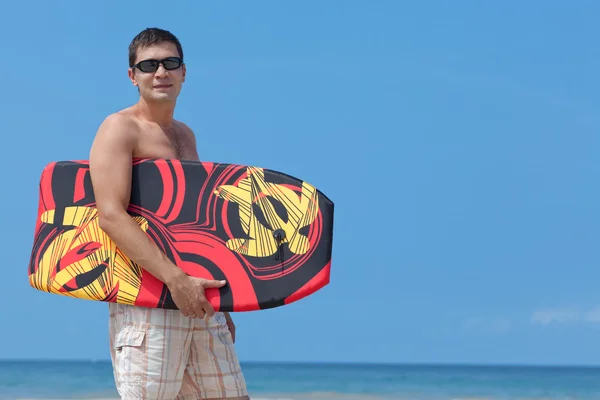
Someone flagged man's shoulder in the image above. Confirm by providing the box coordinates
[96,110,140,139]
[174,119,194,135]
[174,119,197,145]
[102,109,139,128]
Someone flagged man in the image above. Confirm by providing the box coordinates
[88,27,249,400]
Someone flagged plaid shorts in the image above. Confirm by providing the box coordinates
[108,302,248,399]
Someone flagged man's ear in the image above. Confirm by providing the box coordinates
[182,64,186,83]
[128,68,138,87]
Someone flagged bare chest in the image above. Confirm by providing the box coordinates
[133,125,194,160]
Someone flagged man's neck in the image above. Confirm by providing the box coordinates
[136,98,176,126]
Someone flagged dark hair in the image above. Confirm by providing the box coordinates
[128,27,184,67]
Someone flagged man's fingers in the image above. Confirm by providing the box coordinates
[202,279,227,288]
[184,305,195,318]
[194,300,206,318]
[201,299,216,317]
[181,308,193,318]
[204,306,215,317]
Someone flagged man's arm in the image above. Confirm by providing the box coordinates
[89,114,225,318]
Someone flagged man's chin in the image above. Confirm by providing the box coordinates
[144,93,177,103]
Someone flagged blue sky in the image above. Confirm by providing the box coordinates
[2,0,600,366]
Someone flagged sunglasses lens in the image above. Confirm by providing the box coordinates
[162,58,181,70]
[138,60,159,72]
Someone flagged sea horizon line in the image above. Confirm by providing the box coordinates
[1,359,600,369]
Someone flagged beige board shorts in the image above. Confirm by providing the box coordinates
[108,302,248,399]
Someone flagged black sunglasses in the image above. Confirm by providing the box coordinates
[133,57,183,73]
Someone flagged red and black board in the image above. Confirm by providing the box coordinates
[28,159,334,312]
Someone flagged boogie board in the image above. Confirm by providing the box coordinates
[27,159,334,312]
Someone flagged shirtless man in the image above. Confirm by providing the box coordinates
[88,28,249,400]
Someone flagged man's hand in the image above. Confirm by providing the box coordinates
[166,272,226,319]
[224,312,236,343]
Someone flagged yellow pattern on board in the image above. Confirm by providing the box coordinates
[214,167,319,258]
[30,206,146,304]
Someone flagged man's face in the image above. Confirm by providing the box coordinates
[128,41,186,103]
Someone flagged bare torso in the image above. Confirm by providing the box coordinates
[115,106,198,161]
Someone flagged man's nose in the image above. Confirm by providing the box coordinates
[155,63,168,77]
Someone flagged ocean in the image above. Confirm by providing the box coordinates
[2,360,600,399]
